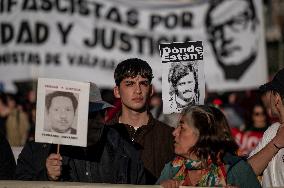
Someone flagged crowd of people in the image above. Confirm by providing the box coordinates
[0,58,284,187]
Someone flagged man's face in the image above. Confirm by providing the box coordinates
[48,96,75,133]
[209,0,258,66]
[270,91,280,117]
[114,75,152,112]
[176,72,196,103]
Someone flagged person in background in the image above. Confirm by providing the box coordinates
[222,92,245,130]
[245,102,269,132]
[26,103,36,142]
[0,131,16,180]
[0,93,9,135]
[5,93,29,146]
[107,58,174,184]
[150,92,164,121]
[248,68,284,187]
[157,105,260,187]
[232,102,270,156]
[22,89,37,142]
[16,83,145,184]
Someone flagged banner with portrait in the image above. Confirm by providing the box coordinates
[160,41,205,114]
[35,78,89,147]
[0,0,267,92]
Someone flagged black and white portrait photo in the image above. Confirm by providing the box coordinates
[162,60,205,114]
[35,78,90,147]
[44,90,78,135]
[206,0,259,80]
[168,62,199,109]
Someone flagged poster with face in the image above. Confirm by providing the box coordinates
[206,0,260,82]
[160,41,205,114]
[35,78,90,147]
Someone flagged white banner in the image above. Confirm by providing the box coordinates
[0,0,267,91]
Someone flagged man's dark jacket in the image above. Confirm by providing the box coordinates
[15,126,145,184]
[107,113,174,184]
[0,132,16,180]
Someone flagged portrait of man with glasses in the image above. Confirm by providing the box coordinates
[206,0,259,80]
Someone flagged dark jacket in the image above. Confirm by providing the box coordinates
[0,132,16,180]
[223,153,261,187]
[107,112,174,184]
[15,126,145,184]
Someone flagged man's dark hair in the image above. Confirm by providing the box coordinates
[168,62,199,101]
[45,91,78,113]
[114,58,154,86]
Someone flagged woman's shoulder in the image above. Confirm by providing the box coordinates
[223,153,253,178]
[224,153,261,187]
[156,162,174,185]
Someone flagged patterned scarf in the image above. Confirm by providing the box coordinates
[172,156,227,186]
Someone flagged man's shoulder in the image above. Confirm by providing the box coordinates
[151,117,174,132]
[249,122,281,157]
[24,141,52,153]
[147,118,174,144]
[24,140,49,149]
[268,122,281,130]
[18,141,52,162]
[262,122,281,138]
[105,127,140,158]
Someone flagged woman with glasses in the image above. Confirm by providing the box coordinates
[245,102,269,132]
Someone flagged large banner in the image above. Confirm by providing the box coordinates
[0,0,267,91]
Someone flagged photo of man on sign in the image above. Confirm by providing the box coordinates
[35,78,89,147]
[168,62,199,110]
[44,91,78,135]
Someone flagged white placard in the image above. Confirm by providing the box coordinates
[160,41,205,114]
[35,78,89,147]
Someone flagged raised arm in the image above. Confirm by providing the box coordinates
[248,124,284,175]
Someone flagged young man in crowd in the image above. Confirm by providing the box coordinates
[107,58,174,184]
[248,68,284,187]
[16,83,145,184]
